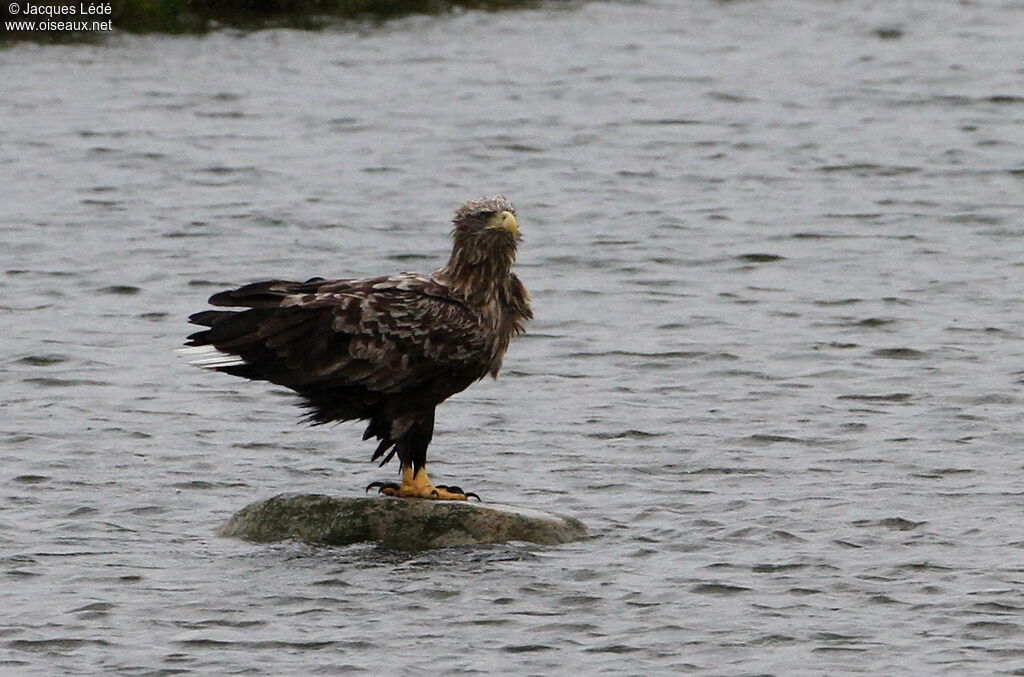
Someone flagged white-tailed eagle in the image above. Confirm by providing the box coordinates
[180,196,531,501]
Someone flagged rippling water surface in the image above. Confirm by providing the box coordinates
[4,1,1024,673]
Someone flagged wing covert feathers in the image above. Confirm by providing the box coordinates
[184,274,493,402]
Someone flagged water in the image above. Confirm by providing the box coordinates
[4,1,1024,673]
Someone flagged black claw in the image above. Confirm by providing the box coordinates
[366,481,400,494]
[436,484,482,501]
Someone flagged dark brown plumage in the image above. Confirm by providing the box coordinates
[181,196,531,500]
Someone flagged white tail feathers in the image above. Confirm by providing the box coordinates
[176,345,247,369]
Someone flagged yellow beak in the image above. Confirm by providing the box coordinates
[486,210,520,237]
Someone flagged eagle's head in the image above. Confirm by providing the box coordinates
[442,195,523,304]
[451,195,520,247]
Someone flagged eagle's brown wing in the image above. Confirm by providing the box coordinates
[184,274,492,403]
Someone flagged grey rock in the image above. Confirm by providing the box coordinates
[220,493,588,550]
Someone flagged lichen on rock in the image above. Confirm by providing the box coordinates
[220,493,588,550]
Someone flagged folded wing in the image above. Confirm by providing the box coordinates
[183,274,492,422]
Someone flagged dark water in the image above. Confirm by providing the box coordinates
[4,1,1024,673]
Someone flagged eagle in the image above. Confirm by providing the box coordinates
[180,196,531,501]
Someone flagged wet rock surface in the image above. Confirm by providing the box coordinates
[220,493,589,550]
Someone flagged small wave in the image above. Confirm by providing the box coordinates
[962,621,1023,639]
[690,583,752,595]
[13,354,68,366]
[837,393,912,402]
[503,644,555,653]
[742,434,808,445]
[817,163,921,176]
[565,350,710,360]
[583,643,645,654]
[851,517,926,531]
[174,638,336,650]
[68,602,115,614]
[870,348,926,359]
[23,377,109,387]
[586,430,664,440]
[735,253,785,263]
[751,563,807,573]
[8,638,112,651]
[853,317,897,327]
[97,285,141,295]
[13,475,50,484]
[634,118,702,126]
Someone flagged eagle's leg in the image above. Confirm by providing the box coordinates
[366,410,480,501]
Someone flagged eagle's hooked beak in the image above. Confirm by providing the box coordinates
[485,210,520,238]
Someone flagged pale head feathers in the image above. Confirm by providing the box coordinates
[451,195,518,240]
[453,195,516,224]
